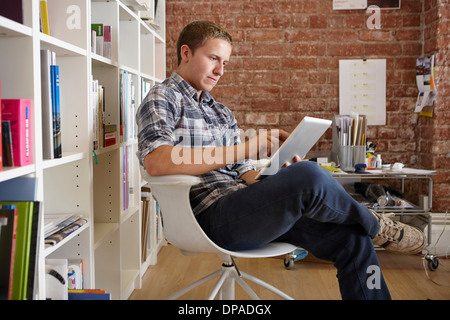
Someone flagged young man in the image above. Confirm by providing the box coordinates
[136,20,426,300]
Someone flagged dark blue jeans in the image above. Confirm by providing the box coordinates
[197,161,391,300]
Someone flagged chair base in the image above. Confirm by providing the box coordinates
[166,262,294,300]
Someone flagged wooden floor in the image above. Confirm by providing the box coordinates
[129,244,450,300]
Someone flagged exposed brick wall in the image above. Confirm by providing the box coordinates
[165,0,449,212]
[420,0,450,212]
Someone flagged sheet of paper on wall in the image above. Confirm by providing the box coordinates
[415,55,436,117]
[339,59,386,125]
[333,0,367,10]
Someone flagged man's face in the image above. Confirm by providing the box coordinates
[181,38,232,95]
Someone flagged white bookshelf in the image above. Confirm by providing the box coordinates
[0,0,165,300]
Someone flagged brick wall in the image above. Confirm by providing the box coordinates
[165,0,449,212]
[421,0,450,212]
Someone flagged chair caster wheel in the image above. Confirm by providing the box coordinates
[426,255,439,271]
[284,256,294,270]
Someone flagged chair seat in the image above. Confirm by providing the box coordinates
[219,242,298,259]
[179,242,297,261]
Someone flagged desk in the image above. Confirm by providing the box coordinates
[331,168,436,245]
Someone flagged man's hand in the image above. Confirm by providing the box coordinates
[282,155,303,168]
[246,129,290,160]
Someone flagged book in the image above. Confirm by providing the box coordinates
[26,202,42,300]
[67,259,83,290]
[1,99,33,167]
[103,25,112,59]
[0,201,35,300]
[0,205,18,300]
[45,218,87,247]
[141,187,150,262]
[68,290,111,300]
[39,0,50,35]
[50,65,62,158]
[0,177,37,201]
[44,214,80,238]
[2,121,13,166]
[91,23,104,56]
[119,70,136,143]
[91,29,96,53]
[91,77,99,150]
[40,49,55,159]
[0,0,23,24]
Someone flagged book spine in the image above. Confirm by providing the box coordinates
[91,24,103,56]
[40,50,54,159]
[50,65,61,158]
[0,205,18,300]
[1,99,33,167]
[91,78,99,150]
[103,26,111,59]
[40,1,50,35]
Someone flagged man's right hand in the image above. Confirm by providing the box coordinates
[246,129,290,160]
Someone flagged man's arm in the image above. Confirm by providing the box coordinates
[240,170,260,185]
[144,129,290,177]
[144,144,245,176]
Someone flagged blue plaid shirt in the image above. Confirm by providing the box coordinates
[137,72,255,215]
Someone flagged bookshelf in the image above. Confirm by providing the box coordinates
[0,0,165,300]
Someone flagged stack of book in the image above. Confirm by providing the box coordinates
[44,214,87,247]
[1,99,33,167]
[0,177,39,300]
[0,201,40,300]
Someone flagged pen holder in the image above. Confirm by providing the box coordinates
[339,145,353,171]
[339,145,366,171]
[353,145,366,166]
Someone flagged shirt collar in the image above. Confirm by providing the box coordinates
[170,72,216,107]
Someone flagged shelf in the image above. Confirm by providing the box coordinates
[40,33,87,57]
[333,168,435,245]
[42,152,87,169]
[94,222,119,250]
[0,16,32,37]
[0,0,165,300]
[121,268,140,298]
[0,165,36,183]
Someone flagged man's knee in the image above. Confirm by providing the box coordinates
[289,161,334,187]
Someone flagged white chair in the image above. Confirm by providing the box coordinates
[140,167,297,300]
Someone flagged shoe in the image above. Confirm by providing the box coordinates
[370,210,427,255]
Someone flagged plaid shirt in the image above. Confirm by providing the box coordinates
[137,72,255,215]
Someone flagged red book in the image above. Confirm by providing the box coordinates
[1,99,33,166]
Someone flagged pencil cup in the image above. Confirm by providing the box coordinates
[353,146,366,166]
[339,145,353,170]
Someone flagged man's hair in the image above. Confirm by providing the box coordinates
[176,20,232,65]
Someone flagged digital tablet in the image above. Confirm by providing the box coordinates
[255,116,332,180]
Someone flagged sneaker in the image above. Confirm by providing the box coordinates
[370,210,427,255]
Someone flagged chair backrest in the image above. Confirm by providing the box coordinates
[140,167,229,257]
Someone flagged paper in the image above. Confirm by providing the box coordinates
[339,59,386,125]
[415,55,436,116]
[333,0,367,10]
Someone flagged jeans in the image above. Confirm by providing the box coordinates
[197,161,392,300]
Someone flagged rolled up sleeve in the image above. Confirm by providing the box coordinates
[136,87,177,167]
